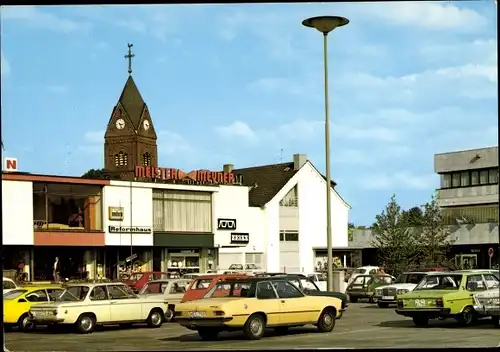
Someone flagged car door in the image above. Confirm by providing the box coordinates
[255,281,282,326]
[273,281,317,324]
[88,286,111,323]
[107,284,140,322]
[465,274,487,305]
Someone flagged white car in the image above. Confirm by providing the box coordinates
[373,271,430,308]
[347,266,380,285]
[3,277,18,294]
[473,287,500,328]
[29,282,168,333]
[138,279,191,321]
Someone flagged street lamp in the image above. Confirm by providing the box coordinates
[302,16,349,292]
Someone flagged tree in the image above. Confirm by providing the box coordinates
[417,196,454,267]
[371,195,421,276]
[401,206,424,227]
[81,168,118,180]
[348,222,355,241]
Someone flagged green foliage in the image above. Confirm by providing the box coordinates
[82,168,120,180]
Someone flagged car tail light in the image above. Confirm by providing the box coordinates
[214,310,225,316]
[435,298,443,308]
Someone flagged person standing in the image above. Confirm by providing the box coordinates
[53,257,61,283]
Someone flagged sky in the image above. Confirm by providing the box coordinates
[1,2,497,226]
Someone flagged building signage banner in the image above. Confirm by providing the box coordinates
[108,226,151,234]
[135,166,243,185]
[108,206,124,221]
[218,218,237,230]
[230,232,249,244]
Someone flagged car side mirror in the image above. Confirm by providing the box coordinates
[18,298,27,303]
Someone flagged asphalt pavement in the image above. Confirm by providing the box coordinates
[5,302,500,351]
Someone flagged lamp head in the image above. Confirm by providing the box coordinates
[302,16,349,34]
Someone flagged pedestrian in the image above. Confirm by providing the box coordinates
[17,260,26,282]
[53,257,61,283]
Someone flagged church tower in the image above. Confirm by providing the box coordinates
[104,44,158,180]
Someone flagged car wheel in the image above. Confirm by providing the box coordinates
[412,316,429,327]
[243,313,266,340]
[146,309,163,328]
[18,313,35,332]
[198,327,220,340]
[457,306,475,327]
[165,306,175,322]
[349,297,358,303]
[377,302,389,308]
[317,308,336,333]
[493,316,499,328]
[273,326,289,334]
[76,314,96,334]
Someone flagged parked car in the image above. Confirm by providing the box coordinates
[138,279,191,321]
[121,271,169,293]
[374,271,431,308]
[29,283,168,333]
[396,271,500,327]
[473,287,499,328]
[347,266,380,285]
[3,277,18,294]
[181,273,248,303]
[174,277,343,340]
[346,274,394,303]
[180,273,199,280]
[3,285,64,331]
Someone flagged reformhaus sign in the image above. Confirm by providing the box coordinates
[108,226,151,234]
[135,166,243,185]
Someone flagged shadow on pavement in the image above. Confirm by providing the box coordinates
[11,323,148,335]
[162,327,319,342]
[377,318,496,330]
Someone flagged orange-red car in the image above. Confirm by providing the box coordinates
[121,271,168,293]
[180,273,248,303]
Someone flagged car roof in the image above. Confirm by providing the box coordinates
[16,285,63,291]
[65,282,130,288]
[194,273,249,279]
[402,271,434,275]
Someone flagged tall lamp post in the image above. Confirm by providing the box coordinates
[302,16,349,292]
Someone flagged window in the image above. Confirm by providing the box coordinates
[142,152,151,166]
[280,186,298,207]
[90,286,109,301]
[441,174,452,188]
[443,206,499,225]
[169,282,186,294]
[479,170,489,185]
[451,173,461,187]
[489,169,498,184]
[280,231,299,242]
[114,151,128,167]
[256,282,278,300]
[25,290,49,302]
[108,285,136,299]
[483,274,499,289]
[3,290,27,300]
[245,253,263,268]
[272,281,304,299]
[153,190,212,232]
[374,276,392,284]
[466,275,485,291]
[460,172,470,187]
[59,286,90,301]
[193,279,212,289]
[3,280,16,290]
[47,288,64,300]
[471,171,479,185]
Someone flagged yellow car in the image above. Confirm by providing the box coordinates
[175,277,343,340]
[4,285,64,331]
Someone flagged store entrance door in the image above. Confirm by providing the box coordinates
[454,254,477,270]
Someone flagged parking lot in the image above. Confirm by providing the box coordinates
[6,302,499,351]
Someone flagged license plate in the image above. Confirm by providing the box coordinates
[35,311,50,316]
[188,311,205,319]
[382,296,394,300]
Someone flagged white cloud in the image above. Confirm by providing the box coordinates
[1,6,92,34]
[351,2,488,31]
[215,121,259,143]
[359,172,436,191]
[1,54,11,76]
[158,130,193,155]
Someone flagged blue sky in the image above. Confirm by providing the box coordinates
[1,2,497,226]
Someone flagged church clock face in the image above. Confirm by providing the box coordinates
[115,118,125,130]
[143,120,150,130]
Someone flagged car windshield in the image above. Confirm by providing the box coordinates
[203,281,252,298]
[58,286,90,301]
[3,280,16,290]
[354,268,366,274]
[228,264,243,270]
[245,264,258,270]
[3,289,27,300]
[300,278,320,291]
[414,275,462,290]
[395,273,426,284]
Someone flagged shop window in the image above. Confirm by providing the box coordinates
[32,183,103,231]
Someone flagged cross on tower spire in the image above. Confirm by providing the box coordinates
[124,43,135,75]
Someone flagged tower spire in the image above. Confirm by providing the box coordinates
[124,43,135,75]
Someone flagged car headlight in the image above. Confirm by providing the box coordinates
[397,289,409,295]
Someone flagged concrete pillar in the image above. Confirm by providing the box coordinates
[84,250,96,280]
[332,270,345,293]
[199,248,208,273]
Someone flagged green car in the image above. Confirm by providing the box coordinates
[346,274,394,303]
[396,271,500,327]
